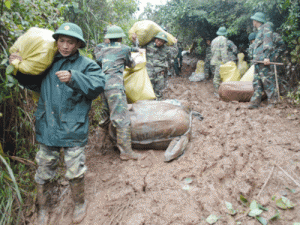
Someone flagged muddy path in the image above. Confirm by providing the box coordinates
[33,77,300,225]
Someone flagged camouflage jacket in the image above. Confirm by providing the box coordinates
[272,32,286,61]
[227,40,238,62]
[253,23,274,61]
[211,36,228,65]
[144,40,172,77]
[95,42,138,90]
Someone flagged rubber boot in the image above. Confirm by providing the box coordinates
[36,184,49,225]
[69,177,87,224]
[116,127,142,161]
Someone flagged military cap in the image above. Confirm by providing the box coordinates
[53,22,86,48]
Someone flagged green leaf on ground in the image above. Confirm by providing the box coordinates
[293,223,300,225]
[269,210,280,221]
[286,187,296,193]
[240,195,248,205]
[206,214,219,224]
[248,208,263,217]
[256,216,268,225]
[258,204,268,211]
[250,200,259,210]
[282,196,296,208]
[225,201,237,215]
[276,196,295,209]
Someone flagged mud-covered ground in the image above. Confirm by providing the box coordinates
[29,53,300,225]
[30,72,300,224]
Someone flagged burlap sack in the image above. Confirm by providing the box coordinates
[219,81,254,102]
[219,81,267,102]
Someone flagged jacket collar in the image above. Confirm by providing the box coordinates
[55,51,80,62]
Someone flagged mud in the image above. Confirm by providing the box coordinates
[30,76,300,225]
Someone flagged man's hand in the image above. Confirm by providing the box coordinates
[56,70,72,83]
[264,58,270,65]
[131,33,137,43]
[9,53,22,64]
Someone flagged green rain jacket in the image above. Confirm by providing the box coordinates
[16,51,106,147]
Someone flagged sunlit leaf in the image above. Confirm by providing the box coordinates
[206,214,219,224]
[4,0,11,9]
[256,216,268,225]
[5,65,14,76]
[248,208,263,217]
[269,210,280,221]
[225,201,237,215]
[250,200,259,210]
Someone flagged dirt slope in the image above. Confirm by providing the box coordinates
[33,77,300,225]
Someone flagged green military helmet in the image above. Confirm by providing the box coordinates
[248,32,256,41]
[155,31,168,43]
[104,25,126,39]
[250,12,266,24]
[216,27,227,36]
[53,22,86,48]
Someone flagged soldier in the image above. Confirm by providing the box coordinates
[9,23,106,224]
[248,12,276,109]
[143,32,173,99]
[246,32,256,64]
[211,26,230,95]
[95,25,142,161]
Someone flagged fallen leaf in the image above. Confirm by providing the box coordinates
[206,214,219,224]
[248,209,263,217]
[256,216,268,225]
[225,201,237,215]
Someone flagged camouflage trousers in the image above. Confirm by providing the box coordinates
[250,64,278,105]
[212,64,221,91]
[35,144,86,184]
[149,71,166,99]
[103,88,130,128]
[204,62,215,80]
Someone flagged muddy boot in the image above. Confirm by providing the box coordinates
[117,127,142,161]
[36,184,49,225]
[69,177,87,224]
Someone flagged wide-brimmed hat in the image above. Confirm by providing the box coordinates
[53,22,86,48]
[250,12,266,24]
[104,25,126,39]
[155,32,168,42]
[216,27,227,36]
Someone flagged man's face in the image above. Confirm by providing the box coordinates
[252,20,261,28]
[57,35,81,57]
[206,40,211,46]
[155,38,166,47]
[250,40,255,44]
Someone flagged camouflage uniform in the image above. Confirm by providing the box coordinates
[95,42,138,128]
[227,40,238,62]
[35,144,86,184]
[250,22,277,105]
[204,45,215,80]
[211,35,229,90]
[144,40,172,98]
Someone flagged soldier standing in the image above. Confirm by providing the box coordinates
[143,32,173,99]
[248,12,276,109]
[9,23,106,224]
[210,26,230,95]
[95,25,142,161]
